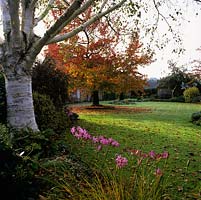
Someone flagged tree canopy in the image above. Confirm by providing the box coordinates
[47,13,152,105]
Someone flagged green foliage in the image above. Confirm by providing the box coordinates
[191,111,201,126]
[0,125,71,200]
[144,88,158,97]
[0,123,11,147]
[32,57,69,108]
[158,65,195,97]
[33,92,69,133]
[76,102,201,199]
[12,128,64,159]
[183,86,200,103]
[169,95,185,102]
[0,73,6,124]
[0,134,39,199]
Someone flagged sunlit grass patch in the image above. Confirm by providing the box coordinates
[71,101,201,199]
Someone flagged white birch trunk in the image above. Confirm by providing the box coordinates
[5,74,39,131]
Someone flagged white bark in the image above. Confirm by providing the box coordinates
[0,0,11,35]
[5,75,39,131]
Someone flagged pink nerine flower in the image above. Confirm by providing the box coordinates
[161,151,169,159]
[70,127,76,134]
[92,136,99,143]
[99,137,110,145]
[70,126,91,140]
[155,168,163,176]
[149,150,156,159]
[115,155,128,168]
[111,140,120,147]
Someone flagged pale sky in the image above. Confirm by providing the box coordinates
[139,2,201,79]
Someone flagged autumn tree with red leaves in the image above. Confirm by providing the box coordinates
[47,8,152,105]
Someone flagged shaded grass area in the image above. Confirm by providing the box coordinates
[71,102,201,200]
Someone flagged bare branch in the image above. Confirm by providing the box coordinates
[30,0,93,58]
[34,0,56,26]
[152,0,172,31]
[105,16,119,35]
[47,0,126,44]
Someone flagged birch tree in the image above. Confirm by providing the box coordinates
[0,0,127,131]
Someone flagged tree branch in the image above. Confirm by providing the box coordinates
[34,0,56,26]
[21,0,35,39]
[8,0,21,46]
[0,0,11,36]
[47,0,126,44]
[152,0,172,31]
[30,0,92,59]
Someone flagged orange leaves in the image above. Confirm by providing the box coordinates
[47,7,152,96]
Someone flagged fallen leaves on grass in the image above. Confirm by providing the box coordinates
[71,105,152,114]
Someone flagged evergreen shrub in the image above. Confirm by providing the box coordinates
[183,87,200,103]
[33,92,69,133]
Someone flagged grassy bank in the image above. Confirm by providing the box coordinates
[70,102,201,199]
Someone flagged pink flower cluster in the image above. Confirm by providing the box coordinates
[128,149,169,160]
[92,136,120,147]
[70,126,91,140]
[115,155,128,168]
[70,126,120,149]
[127,149,169,176]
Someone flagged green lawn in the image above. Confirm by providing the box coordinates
[72,101,201,200]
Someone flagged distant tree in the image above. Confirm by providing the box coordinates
[158,61,195,97]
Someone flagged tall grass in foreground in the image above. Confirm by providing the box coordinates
[42,126,170,200]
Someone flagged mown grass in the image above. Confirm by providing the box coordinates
[70,101,201,200]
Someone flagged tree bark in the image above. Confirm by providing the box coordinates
[92,90,100,106]
[5,74,39,131]
[119,92,125,100]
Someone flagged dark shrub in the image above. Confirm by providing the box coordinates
[12,128,62,159]
[170,96,185,102]
[33,92,69,133]
[191,111,201,126]
[32,57,69,108]
[0,125,40,200]
[191,96,201,103]
[144,88,157,97]
[0,73,6,124]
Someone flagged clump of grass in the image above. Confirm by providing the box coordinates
[42,126,170,200]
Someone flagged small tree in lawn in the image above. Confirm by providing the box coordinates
[47,12,121,106]
[48,17,152,106]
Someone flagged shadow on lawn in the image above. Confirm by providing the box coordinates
[75,114,201,200]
